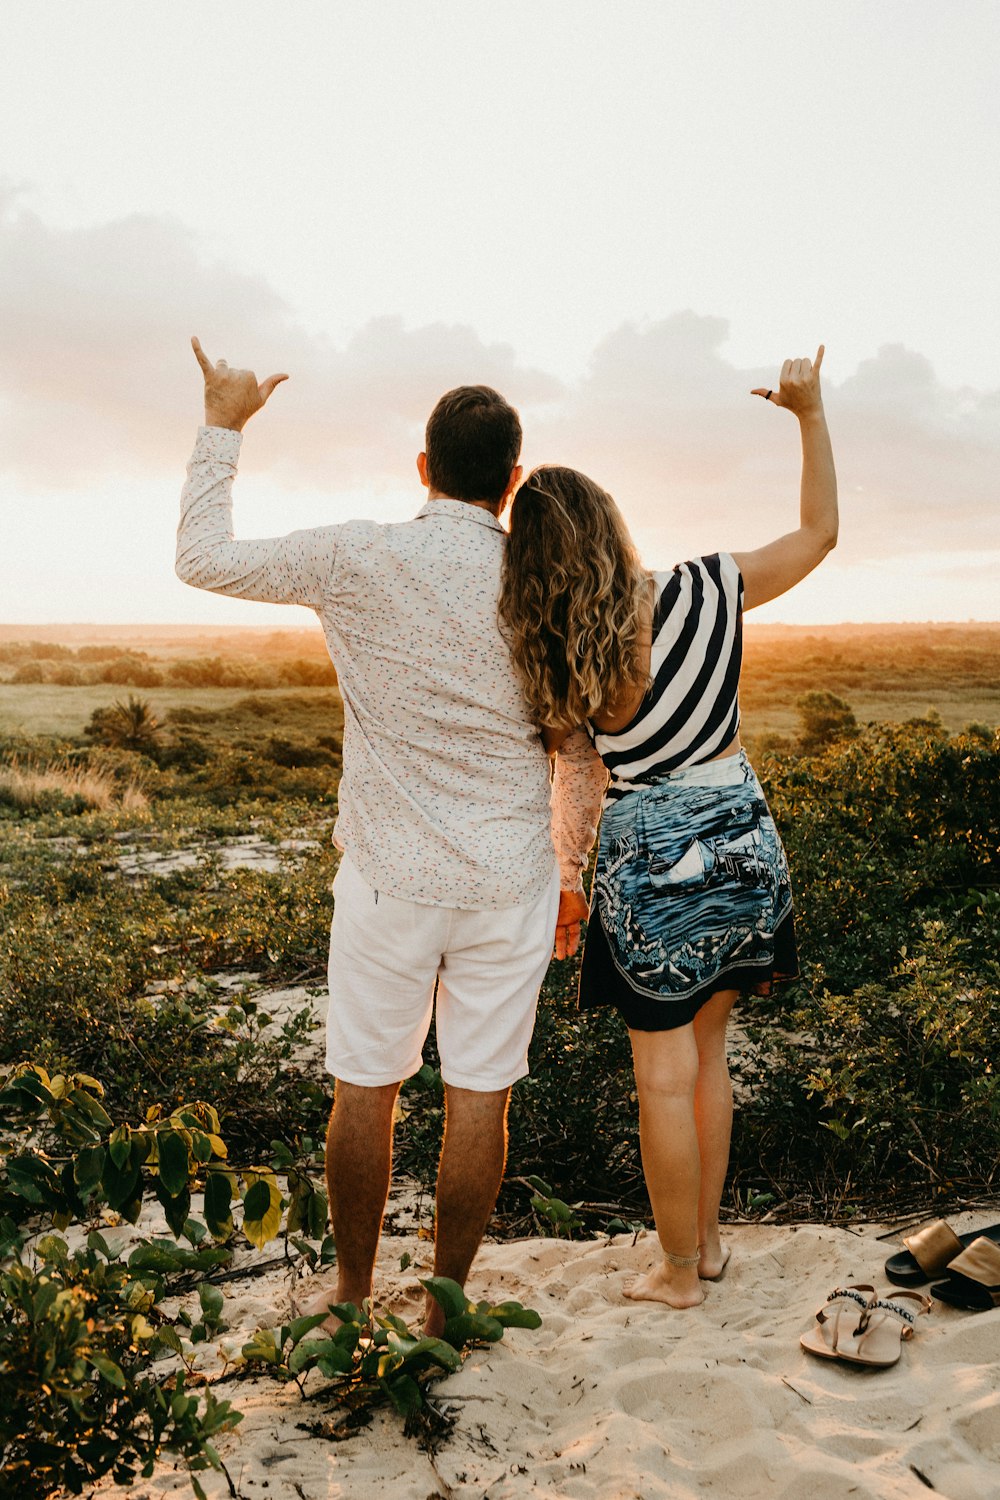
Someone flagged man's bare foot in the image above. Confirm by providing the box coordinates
[698,1243,732,1281]
[624,1260,706,1308]
[291,1279,368,1335]
[423,1300,446,1339]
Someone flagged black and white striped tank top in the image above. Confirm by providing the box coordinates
[587,553,744,801]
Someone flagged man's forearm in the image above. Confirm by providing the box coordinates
[551,727,607,893]
[176,426,339,607]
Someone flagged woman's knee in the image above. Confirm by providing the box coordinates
[630,1027,699,1100]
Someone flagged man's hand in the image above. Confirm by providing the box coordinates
[192,336,289,432]
[554,889,589,961]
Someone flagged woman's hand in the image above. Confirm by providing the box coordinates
[192,337,289,432]
[752,345,824,419]
[554,889,589,960]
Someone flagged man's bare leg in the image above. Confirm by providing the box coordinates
[298,1078,400,1328]
[423,1085,510,1336]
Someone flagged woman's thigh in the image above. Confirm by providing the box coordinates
[692,988,739,1056]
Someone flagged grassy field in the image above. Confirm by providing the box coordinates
[0,684,344,741]
[1,622,996,742]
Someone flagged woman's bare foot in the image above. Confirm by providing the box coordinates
[624,1259,706,1308]
[698,1242,731,1281]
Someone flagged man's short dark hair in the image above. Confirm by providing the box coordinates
[424,385,522,503]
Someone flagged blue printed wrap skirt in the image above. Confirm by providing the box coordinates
[579,751,798,1030]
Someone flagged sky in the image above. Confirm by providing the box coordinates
[1,1,998,626]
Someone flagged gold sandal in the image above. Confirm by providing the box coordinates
[837,1291,932,1367]
[800,1284,875,1361]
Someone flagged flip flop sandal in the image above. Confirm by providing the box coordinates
[884,1218,1000,1287]
[800,1284,875,1361]
[836,1291,932,1368]
[930,1236,1000,1311]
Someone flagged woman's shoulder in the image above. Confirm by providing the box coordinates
[650,554,742,630]
[661,553,742,593]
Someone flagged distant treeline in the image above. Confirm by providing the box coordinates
[0,642,336,689]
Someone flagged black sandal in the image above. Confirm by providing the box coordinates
[930,1237,1000,1311]
[884,1219,1000,1287]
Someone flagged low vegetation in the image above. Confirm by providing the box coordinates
[1,625,997,1494]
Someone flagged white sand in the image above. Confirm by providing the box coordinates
[92,1209,1000,1500]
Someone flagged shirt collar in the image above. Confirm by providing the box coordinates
[416,498,505,533]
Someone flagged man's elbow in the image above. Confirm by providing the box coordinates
[175,552,209,589]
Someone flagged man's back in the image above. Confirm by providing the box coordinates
[176,428,555,909]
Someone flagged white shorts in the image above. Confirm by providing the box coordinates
[325,856,561,1091]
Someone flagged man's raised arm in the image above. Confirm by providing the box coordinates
[176,337,339,608]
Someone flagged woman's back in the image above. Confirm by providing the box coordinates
[589,552,744,800]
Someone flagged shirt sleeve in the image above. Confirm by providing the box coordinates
[550,726,608,894]
[175,426,341,608]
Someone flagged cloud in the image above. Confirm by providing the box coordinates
[1,193,997,572]
[527,317,1000,563]
[0,190,561,487]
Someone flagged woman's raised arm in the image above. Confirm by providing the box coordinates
[731,346,838,611]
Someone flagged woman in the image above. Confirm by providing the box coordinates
[498,348,837,1307]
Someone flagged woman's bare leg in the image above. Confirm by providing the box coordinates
[625,1022,704,1308]
[691,989,738,1278]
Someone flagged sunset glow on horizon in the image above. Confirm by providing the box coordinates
[1,3,998,626]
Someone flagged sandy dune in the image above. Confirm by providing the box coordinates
[96,1210,999,1500]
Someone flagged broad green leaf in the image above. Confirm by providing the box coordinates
[108,1125,132,1171]
[307,1190,329,1241]
[156,1129,190,1197]
[190,1130,214,1164]
[199,1283,224,1322]
[442,1312,503,1347]
[87,1230,114,1260]
[129,1243,183,1273]
[315,1345,356,1378]
[391,1335,461,1372]
[241,1176,283,1251]
[376,1311,412,1336]
[288,1313,330,1344]
[242,1328,280,1363]
[101,1148,142,1214]
[289,1337,353,1376]
[419,1276,469,1321]
[7,1153,64,1207]
[36,1234,69,1265]
[204,1171,235,1240]
[155,1324,184,1356]
[242,1179,271,1221]
[155,1177,191,1239]
[485,1301,542,1330]
[183,1217,208,1246]
[89,1354,126,1389]
[68,1086,114,1131]
[385,1372,423,1417]
[32,1280,60,1319]
[333,1321,361,1353]
[74,1144,106,1192]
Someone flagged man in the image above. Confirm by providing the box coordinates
[176,341,603,1332]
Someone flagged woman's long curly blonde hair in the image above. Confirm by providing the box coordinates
[498,466,651,729]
